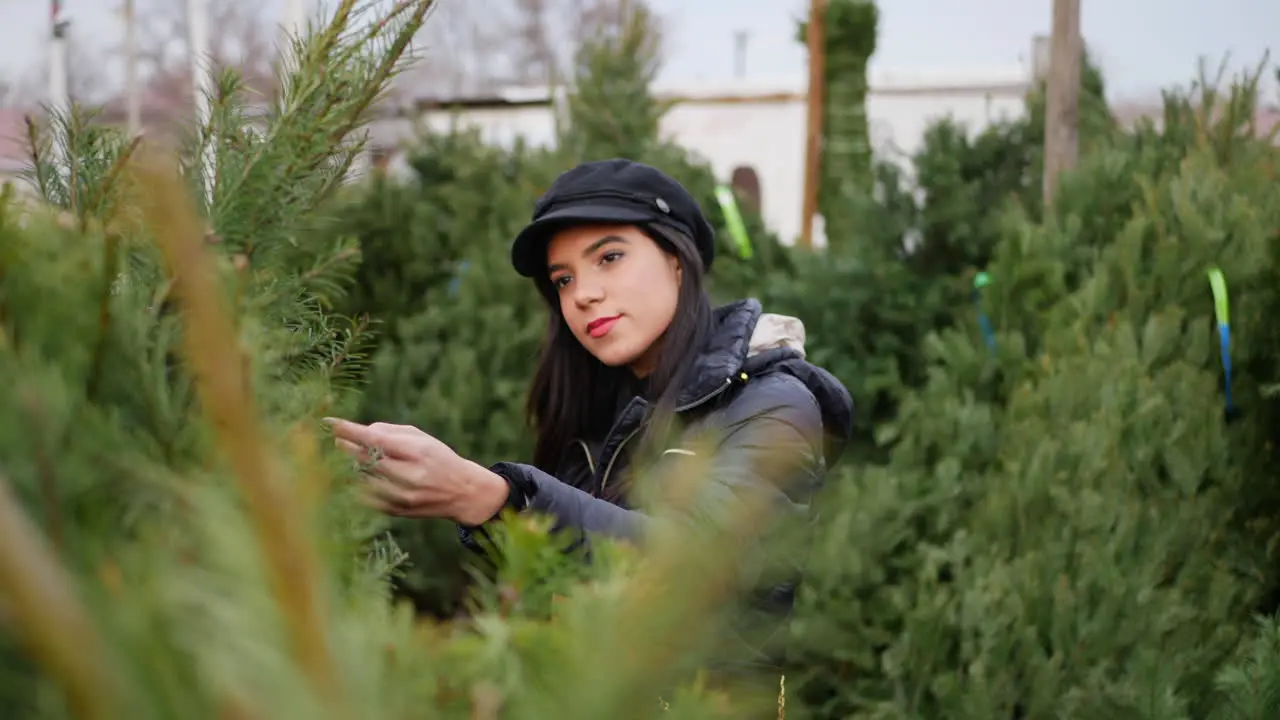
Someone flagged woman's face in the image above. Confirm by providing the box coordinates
[546,223,681,377]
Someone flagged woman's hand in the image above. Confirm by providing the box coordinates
[324,418,510,526]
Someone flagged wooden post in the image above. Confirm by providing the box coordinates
[799,0,827,249]
[1042,0,1082,210]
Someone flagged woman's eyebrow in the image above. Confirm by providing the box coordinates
[548,235,630,273]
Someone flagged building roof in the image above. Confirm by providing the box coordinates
[399,64,1036,112]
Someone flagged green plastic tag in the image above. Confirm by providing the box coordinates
[714,185,753,259]
[1206,267,1229,326]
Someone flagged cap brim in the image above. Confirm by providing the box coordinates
[510,204,655,278]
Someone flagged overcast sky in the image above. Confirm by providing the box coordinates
[0,0,1275,102]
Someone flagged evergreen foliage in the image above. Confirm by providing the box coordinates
[797,0,879,251]
[334,0,790,615]
[333,132,557,615]
[0,3,793,717]
[556,0,669,163]
[322,7,1280,716]
[8,0,1280,716]
[786,63,1280,718]
[0,2,429,714]
[750,49,1113,463]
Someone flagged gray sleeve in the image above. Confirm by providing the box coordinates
[490,374,827,548]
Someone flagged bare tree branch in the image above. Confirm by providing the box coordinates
[128,0,276,80]
[397,0,665,99]
[400,0,513,97]
[5,25,115,108]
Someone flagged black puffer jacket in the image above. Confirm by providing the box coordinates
[460,299,854,660]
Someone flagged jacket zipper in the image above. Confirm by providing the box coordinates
[576,439,597,477]
[675,374,742,413]
[598,373,746,496]
[598,426,642,497]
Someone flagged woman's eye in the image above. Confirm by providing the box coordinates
[601,251,624,265]
[552,275,571,289]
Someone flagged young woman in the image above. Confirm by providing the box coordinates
[327,158,853,665]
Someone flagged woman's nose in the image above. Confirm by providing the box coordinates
[572,277,606,308]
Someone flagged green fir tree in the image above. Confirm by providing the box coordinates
[788,62,1280,719]
[797,0,878,252]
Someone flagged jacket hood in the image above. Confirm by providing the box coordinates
[679,299,855,466]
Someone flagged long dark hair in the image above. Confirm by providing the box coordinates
[526,223,714,473]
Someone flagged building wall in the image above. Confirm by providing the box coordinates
[429,106,560,149]
[370,71,1034,246]
[658,100,807,245]
[659,89,1026,245]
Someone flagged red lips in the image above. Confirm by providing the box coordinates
[586,315,621,339]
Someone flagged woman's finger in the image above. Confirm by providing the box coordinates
[325,417,421,459]
[350,456,419,489]
[366,456,421,489]
[360,474,414,513]
[335,437,368,459]
[358,488,402,516]
[335,436,417,476]
[335,439,388,477]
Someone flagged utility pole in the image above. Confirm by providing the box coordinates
[733,30,750,79]
[1042,0,1082,210]
[799,0,827,249]
[188,0,216,205]
[49,0,70,167]
[122,0,141,137]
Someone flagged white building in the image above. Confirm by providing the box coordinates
[1,55,1048,247]
[366,62,1038,246]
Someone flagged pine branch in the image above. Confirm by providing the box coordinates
[20,390,64,555]
[219,0,434,229]
[0,470,120,720]
[22,115,52,201]
[126,148,347,713]
[86,135,145,401]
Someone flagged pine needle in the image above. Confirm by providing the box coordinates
[124,147,346,713]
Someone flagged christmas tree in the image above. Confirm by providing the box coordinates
[796,0,879,253]
[0,2,804,716]
[105,2,1280,716]
[786,62,1280,718]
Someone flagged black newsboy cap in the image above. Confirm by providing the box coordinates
[510,158,717,278]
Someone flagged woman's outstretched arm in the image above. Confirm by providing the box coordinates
[461,373,828,550]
